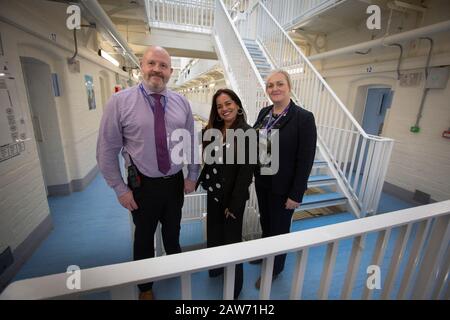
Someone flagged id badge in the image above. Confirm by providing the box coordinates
[258,130,271,169]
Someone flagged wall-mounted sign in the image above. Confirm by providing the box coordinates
[84,75,96,110]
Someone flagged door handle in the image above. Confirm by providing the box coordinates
[378,122,384,135]
[32,115,44,142]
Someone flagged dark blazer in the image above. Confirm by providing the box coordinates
[196,123,256,214]
[254,100,317,203]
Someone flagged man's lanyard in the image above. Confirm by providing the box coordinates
[139,83,167,113]
[264,104,290,131]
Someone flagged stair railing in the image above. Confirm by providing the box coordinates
[213,0,270,124]
[261,0,345,30]
[237,1,394,217]
[144,0,250,33]
[2,200,448,299]
[144,0,215,33]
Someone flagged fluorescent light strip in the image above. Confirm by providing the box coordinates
[99,49,119,67]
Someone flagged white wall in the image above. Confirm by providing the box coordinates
[0,0,133,254]
[315,0,450,201]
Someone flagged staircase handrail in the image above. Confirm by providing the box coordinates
[261,0,344,30]
[245,1,395,216]
[213,0,271,122]
[259,1,384,141]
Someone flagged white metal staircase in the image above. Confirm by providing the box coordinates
[141,0,395,245]
[242,39,272,80]
[241,38,348,215]
[214,0,394,223]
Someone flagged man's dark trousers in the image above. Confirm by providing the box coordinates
[131,170,184,292]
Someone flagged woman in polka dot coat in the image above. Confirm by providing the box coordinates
[196,88,256,299]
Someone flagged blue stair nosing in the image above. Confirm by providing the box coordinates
[246,47,263,51]
[247,50,264,54]
[313,160,327,167]
[301,192,347,206]
[308,175,334,183]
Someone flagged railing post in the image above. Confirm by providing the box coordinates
[341,235,366,299]
[381,224,412,299]
[318,241,339,299]
[362,228,391,300]
[411,215,450,299]
[259,256,275,299]
[397,219,432,299]
[223,264,236,300]
[181,273,192,299]
[290,249,309,300]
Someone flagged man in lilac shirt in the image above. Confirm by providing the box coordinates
[97,46,199,300]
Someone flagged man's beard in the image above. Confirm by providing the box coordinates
[144,74,166,92]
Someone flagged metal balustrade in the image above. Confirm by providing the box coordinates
[261,0,345,30]
[144,0,215,33]
[154,0,393,218]
[212,0,269,124]
[235,2,394,217]
[144,0,250,33]
[2,201,448,300]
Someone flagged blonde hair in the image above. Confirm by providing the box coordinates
[266,69,292,90]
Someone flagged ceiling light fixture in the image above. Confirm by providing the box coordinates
[98,49,120,67]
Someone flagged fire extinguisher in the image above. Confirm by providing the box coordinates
[442,128,450,139]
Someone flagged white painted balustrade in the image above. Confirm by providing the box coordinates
[212,0,269,124]
[2,201,448,300]
[236,1,394,217]
[152,0,394,218]
[144,0,250,33]
[144,0,215,33]
[261,0,345,30]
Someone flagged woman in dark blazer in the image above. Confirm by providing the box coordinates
[253,70,317,289]
[196,88,255,299]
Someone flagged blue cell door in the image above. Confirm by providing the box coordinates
[353,88,393,184]
[362,88,393,136]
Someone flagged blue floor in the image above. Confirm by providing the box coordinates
[12,173,416,299]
